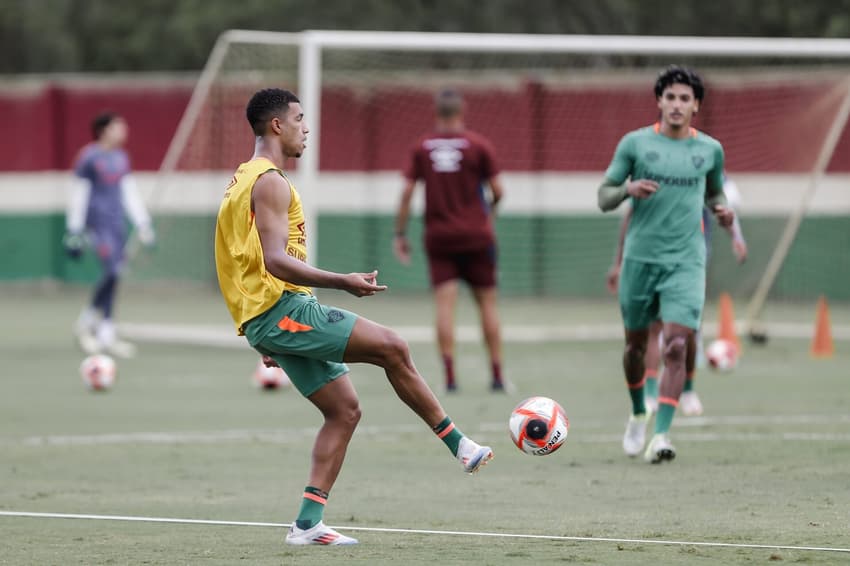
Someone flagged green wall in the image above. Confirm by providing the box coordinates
[2,212,848,301]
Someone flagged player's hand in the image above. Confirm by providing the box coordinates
[732,237,748,263]
[713,205,735,228]
[63,232,85,260]
[605,265,620,295]
[137,224,156,248]
[393,234,411,265]
[342,270,388,297]
[626,179,659,199]
[261,355,279,368]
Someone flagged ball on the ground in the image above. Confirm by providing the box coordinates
[252,359,291,390]
[706,339,739,371]
[509,396,569,456]
[79,354,116,391]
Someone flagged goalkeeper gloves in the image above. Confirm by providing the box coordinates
[137,224,156,248]
[63,232,86,260]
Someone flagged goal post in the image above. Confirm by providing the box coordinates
[149,30,850,335]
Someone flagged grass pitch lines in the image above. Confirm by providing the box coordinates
[0,511,848,554]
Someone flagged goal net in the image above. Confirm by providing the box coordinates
[146,31,850,338]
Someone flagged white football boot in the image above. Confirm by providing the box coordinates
[456,437,494,474]
[97,320,136,359]
[644,433,676,464]
[74,307,102,354]
[622,413,650,457]
[285,522,358,545]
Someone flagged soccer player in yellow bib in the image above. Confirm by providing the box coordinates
[597,67,735,464]
[215,88,493,546]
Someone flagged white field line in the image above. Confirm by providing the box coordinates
[7,414,850,447]
[0,510,847,554]
[118,321,850,348]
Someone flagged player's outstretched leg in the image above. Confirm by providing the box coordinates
[344,317,493,473]
[286,375,361,545]
[622,329,650,457]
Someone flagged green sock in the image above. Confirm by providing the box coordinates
[644,371,659,400]
[655,401,676,435]
[295,486,327,530]
[683,374,694,393]
[433,416,464,456]
[628,383,646,416]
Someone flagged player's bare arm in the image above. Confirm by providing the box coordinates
[488,175,505,208]
[253,171,387,297]
[606,207,632,294]
[393,178,417,265]
[704,181,734,228]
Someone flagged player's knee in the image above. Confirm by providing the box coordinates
[624,342,646,364]
[342,402,362,429]
[327,397,361,429]
[664,336,687,363]
[379,329,410,369]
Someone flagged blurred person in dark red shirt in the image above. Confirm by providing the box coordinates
[394,89,507,393]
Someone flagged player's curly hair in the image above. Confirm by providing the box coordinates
[91,111,120,140]
[246,88,300,136]
[654,65,705,102]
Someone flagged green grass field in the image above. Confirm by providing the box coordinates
[1,285,849,565]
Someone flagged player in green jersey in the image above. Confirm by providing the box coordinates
[597,66,735,463]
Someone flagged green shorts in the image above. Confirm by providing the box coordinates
[618,258,705,331]
[244,292,358,397]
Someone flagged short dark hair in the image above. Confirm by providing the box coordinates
[246,88,300,136]
[92,111,120,140]
[654,65,705,102]
[435,88,463,118]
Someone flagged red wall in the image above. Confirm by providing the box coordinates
[1,79,848,173]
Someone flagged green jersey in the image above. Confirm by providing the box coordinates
[605,124,725,267]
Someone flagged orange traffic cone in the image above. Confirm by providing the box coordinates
[717,292,740,351]
[810,295,834,358]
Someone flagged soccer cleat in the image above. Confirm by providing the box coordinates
[490,379,516,394]
[457,437,494,474]
[75,329,102,355]
[644,433,676,464]
[679,391,704,417]
[285,521,358,546]
[622,413,650,457]
[102,338,137,359]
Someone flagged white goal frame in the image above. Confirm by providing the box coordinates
[159,30,850,333]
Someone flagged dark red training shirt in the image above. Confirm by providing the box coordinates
[405,130,500,253]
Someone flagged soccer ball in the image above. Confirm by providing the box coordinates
[509,396,569,456]
[706,339,739,371]
[79,354,116,391]
[252,359,291,390]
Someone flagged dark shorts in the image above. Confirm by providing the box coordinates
[427,246,497,288]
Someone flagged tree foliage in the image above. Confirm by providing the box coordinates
[1,0,848,73]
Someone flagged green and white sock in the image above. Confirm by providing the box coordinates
[433,416,464,456]
[295,486,327,530]
[655,398,677,435]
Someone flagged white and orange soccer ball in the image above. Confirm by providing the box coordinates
[79,354,116,391]
[706,339,739,371]
[252,358,291,390]
[509,396,569,456]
